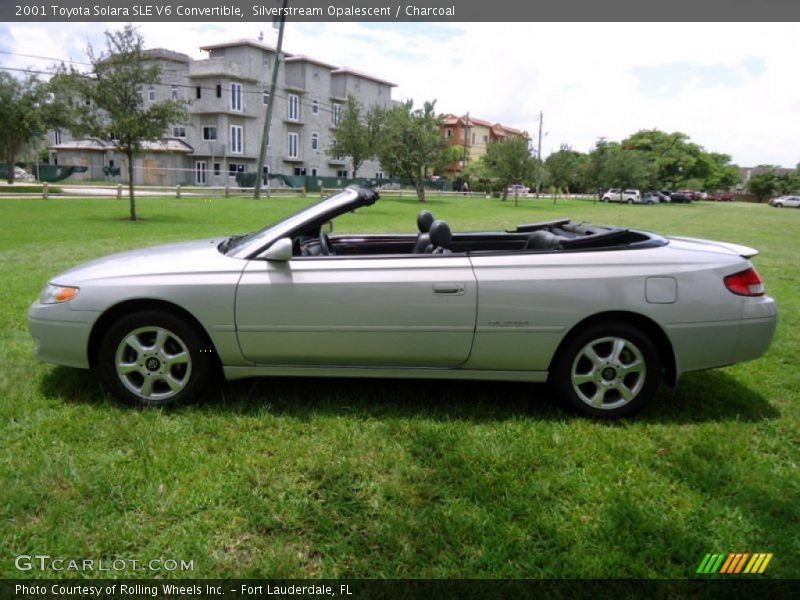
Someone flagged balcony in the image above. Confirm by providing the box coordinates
[189,59,258,82]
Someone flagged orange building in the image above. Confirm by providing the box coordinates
[440,114,529,176]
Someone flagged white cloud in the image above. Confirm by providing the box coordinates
[2,21,798,167]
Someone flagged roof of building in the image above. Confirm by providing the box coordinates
[50,138,194,153]
[332,67,396,87]
[199,39,287,55]
[142,48,192,64]
[442,114,528,138]
[285,55,338,70]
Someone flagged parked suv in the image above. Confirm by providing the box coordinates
[602,188,642,203]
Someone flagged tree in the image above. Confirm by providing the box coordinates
[375,100,450,203]
[484,136,536,201]
[464,157,500,193]
[544,145,586,196]
[746,166,780,202]
[67,25,187,221]
[328,96,381,179]
[701,152,741,191]
[0,73,52,183]
[621,129,709,189]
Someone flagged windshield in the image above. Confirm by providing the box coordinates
[222,187,370,257]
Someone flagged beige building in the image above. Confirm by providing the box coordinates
[440,114,529,177]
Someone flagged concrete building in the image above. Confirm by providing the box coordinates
[49,40,396,186]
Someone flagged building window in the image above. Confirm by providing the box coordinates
[311,168,318,176]
[263,55,271,68]
[216,84,222,98]
[148,87,155,101]
[230,125,243,154]
[172,126,186,138]
[483,135,489,143]
[231,83,242,112]
[336,169,348,178]
[445,129,452,138]
[54,129,62,145]
[202,126,217,141]
[137,89,144,104]
[262,90,270,105]
[312,100,319,114]
[195,86,201,99]
[332,103,342,126]
[376,171,385,179]
[294,167,306,176]
[288,132,299,158]
[213,163,221,176]
[171,86,178,100]
[310,132,319,151]
[262,165,269,184]
[472,133,476,144]
[195,161,207,185]
[288,94,300,120]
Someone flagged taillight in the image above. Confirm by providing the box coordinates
[724,268,764,296]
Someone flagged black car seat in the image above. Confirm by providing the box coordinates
[412,210,435,253]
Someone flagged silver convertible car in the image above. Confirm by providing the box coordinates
[28,187,777,418]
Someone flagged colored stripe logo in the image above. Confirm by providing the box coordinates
[696,553,773,574]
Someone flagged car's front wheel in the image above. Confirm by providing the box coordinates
[551,322,661,418]
[98,311,212,407]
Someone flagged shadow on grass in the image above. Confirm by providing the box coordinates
[41,366,778,424]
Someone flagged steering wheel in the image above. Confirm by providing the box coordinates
[318,232,335,255]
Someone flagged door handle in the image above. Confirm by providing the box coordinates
[433,283,465,295]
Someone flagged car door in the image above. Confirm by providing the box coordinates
[235,254,477,367]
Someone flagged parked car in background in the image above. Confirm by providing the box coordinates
[676,190,698,201]
[28,186,777,419]
[602,188,642,203]
[706,192,735,201]
[769,195,800,208]
[641,192,661,205]
[669,192,693,204]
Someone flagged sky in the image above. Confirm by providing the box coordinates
[2,21,799,168]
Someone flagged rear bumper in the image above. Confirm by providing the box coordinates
[27,301,98,369]
[668,296,777,377]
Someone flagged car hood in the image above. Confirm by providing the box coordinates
[51,238,244,284]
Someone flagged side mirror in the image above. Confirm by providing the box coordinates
[263,237,293,261]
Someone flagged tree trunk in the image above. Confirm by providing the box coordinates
[126,150,137,221]
[415,179,426,203]
[5,150,16,184]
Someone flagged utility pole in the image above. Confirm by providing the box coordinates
[462,112,470,177]
[254,0,289,199]
[535,110,543,198]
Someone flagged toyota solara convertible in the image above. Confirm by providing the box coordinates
[28,186,777,418]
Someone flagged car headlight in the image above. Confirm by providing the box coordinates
[39,283,80,304]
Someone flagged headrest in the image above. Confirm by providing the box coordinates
[527,230,562,250]
[417,210,435,233]
[429,220,452,248]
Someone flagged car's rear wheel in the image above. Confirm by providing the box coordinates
[775,203,783,208]
[552,322,661,418]
[627,199,634,204]
[98,311,211,407]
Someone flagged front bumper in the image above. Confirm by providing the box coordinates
[27,301,99,369]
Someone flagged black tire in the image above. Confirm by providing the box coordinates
[98,311,212,407]
[551,321,661,418]
[775,203,783,208]
[626,199,634,204]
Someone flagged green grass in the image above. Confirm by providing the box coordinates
[1,194,798,579]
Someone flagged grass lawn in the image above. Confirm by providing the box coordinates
[1,194,798,579]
